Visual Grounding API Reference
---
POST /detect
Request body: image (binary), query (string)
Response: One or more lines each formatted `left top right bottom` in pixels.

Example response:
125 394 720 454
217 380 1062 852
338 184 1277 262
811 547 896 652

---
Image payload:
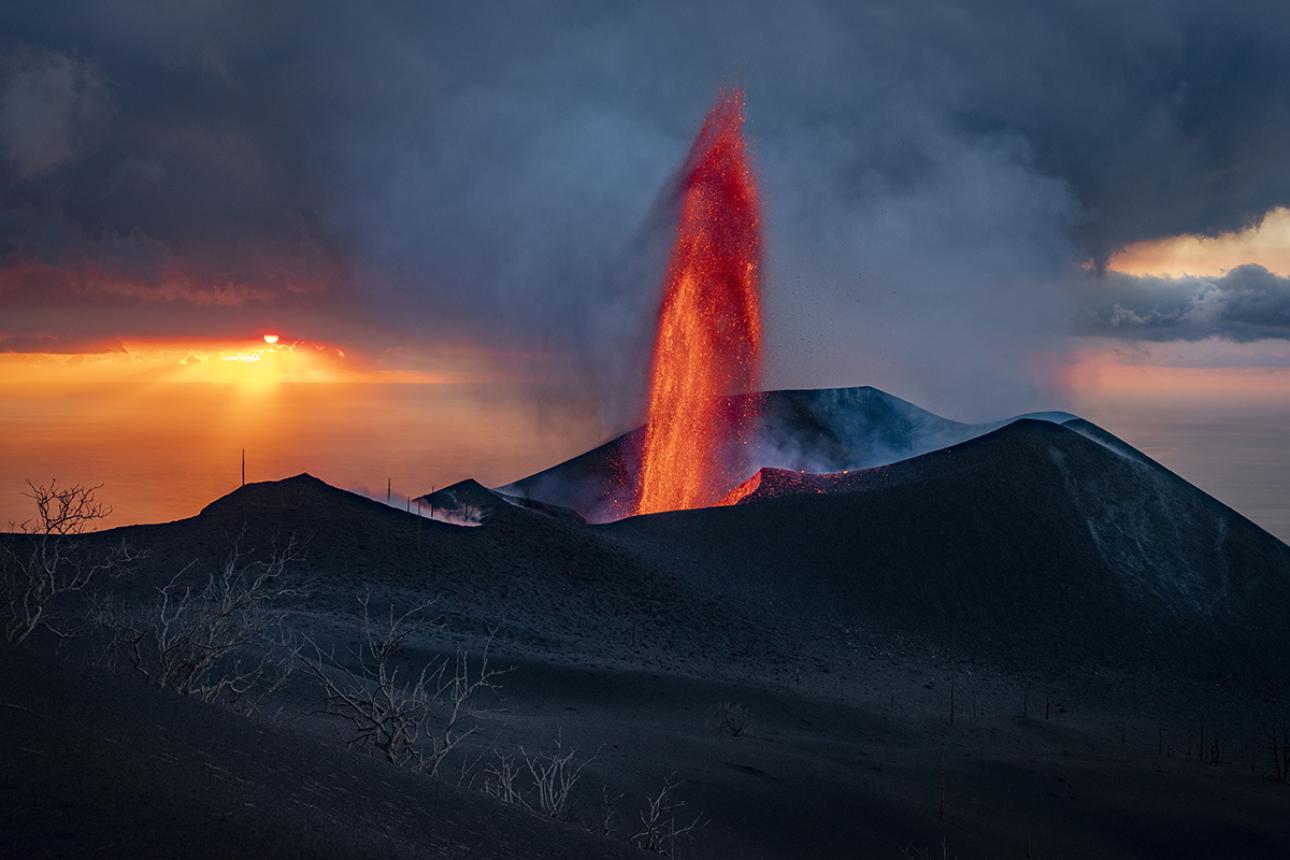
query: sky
2 1 1289 534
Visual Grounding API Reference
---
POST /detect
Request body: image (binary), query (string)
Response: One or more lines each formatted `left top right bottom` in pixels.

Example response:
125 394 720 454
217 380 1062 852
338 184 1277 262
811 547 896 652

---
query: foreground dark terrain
3 388 1289 858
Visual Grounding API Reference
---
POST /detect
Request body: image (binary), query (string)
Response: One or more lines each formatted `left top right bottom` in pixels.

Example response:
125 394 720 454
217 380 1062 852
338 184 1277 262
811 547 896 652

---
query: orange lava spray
635 90 762 515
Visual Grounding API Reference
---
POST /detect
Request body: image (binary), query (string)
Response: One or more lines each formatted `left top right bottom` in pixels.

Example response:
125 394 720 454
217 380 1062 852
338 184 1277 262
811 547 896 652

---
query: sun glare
263 333 280 344
0 338 351 393
0 336 496 395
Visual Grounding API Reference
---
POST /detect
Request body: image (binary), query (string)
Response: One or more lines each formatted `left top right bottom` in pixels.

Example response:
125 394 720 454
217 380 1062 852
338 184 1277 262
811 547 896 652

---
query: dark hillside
0 649 638 859
75 474 773 673
609 420 1290 689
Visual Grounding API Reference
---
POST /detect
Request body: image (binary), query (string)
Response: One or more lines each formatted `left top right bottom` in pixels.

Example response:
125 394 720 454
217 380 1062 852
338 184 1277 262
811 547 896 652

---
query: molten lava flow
636 90 762 515
718 470 764 507
718 468 867 506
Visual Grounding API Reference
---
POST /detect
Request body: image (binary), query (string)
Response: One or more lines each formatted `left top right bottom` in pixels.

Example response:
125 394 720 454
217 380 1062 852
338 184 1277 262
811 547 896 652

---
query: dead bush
521 735 601 819
303 592 509 777
632 772 705 857
2 480 136 644
481 735 601 821
99 529 303 713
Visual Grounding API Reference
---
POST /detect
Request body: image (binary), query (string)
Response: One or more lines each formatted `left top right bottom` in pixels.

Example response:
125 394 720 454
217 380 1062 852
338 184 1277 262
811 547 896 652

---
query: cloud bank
1088 265 1290 342
3 1 1290 421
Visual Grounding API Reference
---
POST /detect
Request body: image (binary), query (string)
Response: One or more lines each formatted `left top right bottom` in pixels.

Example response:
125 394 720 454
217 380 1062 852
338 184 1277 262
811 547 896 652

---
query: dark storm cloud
0 50 110 179
3 1 1290 418
1086 265 1290 342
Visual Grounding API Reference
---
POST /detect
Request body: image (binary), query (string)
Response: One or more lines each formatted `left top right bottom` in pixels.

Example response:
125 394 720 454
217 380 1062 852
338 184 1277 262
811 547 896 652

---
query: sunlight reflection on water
0 382 605 529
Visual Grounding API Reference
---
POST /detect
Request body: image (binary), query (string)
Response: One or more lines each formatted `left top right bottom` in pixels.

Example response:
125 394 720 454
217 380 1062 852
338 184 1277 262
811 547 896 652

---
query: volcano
9 390 1290 858
498 385 1071 522
476 384 1290 680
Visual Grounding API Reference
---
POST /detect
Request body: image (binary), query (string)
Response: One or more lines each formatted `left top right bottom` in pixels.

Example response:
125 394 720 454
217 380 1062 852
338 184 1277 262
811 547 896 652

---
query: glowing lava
635 90 763 515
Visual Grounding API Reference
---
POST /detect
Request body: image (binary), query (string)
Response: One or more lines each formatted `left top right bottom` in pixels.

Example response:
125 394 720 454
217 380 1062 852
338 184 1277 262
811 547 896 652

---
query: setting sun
263 333 280 344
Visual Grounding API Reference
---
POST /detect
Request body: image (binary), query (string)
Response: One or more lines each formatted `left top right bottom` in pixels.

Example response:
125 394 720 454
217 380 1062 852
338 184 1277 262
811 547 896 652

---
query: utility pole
241 448 245 487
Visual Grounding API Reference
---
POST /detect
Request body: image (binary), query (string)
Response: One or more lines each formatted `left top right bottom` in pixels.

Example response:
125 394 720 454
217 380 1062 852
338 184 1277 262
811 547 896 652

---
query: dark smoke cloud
2 1 1290 421
1085 265 1290 342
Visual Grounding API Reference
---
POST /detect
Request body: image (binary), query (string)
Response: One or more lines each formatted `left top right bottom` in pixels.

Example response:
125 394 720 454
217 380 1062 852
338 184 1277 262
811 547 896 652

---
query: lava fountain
635 90 763 515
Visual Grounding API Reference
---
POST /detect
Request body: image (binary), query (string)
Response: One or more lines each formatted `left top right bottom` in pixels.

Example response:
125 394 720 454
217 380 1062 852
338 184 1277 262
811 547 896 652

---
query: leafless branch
596 785 623 839
98 527 304 713
481 749 525 806
632 773 706 857
2 480 137 644
302 593 511 777
480 734 603 824
518 734 602 819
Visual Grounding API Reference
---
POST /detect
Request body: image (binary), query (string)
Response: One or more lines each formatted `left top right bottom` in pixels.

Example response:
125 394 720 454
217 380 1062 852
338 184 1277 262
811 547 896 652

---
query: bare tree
482 749 526 806
101 529 303 712
596 786 623 839
1 480 136 644
519 735 601 819
480 736 603 823
632 773 706 857
303 593 509 777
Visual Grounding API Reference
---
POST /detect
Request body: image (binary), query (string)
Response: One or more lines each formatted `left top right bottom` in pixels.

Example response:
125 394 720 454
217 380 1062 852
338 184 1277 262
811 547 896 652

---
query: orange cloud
1109 207 1290 277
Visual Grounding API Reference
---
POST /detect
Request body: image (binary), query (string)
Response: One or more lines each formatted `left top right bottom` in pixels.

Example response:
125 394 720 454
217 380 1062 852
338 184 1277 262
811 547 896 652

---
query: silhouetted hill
608 419 1290 689
414 479 586 525
93 472 770 673
84 414 1290 692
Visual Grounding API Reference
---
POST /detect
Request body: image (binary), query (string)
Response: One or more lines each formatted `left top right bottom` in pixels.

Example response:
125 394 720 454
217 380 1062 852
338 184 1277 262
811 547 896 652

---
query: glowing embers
635 90 763 515
718 468 872 506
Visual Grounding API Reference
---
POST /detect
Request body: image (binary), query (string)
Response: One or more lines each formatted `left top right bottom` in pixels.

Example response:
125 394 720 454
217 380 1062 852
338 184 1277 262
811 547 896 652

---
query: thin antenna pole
241 448 245 487
387 477 391 504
